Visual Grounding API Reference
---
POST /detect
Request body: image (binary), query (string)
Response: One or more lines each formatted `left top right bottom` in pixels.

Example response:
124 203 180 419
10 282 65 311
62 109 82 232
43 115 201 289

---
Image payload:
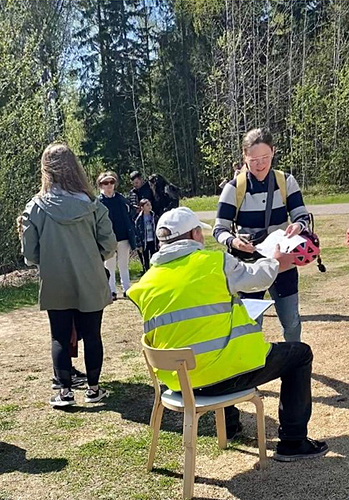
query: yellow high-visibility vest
128 249 271 391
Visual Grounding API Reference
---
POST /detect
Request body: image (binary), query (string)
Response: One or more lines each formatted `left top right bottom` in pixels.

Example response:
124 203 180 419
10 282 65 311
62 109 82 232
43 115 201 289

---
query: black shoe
52 375 86 390
274 438 329 462
50 391 76 407
85 387 109 403
71 367 86 378
123 291 128 299
112 292 117 301
226 422 243 443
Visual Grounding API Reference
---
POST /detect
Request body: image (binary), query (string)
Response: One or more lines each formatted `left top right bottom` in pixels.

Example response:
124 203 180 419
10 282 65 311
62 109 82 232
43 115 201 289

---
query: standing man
129 171 154 213
128 207 328 461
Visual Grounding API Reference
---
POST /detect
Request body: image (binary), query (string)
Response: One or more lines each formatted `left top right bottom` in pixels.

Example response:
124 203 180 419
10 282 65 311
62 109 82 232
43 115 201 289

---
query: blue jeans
240 268 301 343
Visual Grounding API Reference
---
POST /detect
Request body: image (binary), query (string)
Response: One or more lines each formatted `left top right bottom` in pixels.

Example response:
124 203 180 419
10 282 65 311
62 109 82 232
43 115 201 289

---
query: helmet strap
317 254 326 273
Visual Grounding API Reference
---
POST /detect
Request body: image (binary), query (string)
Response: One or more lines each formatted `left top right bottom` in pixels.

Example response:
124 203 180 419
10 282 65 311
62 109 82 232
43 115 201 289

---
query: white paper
255 229 306 258
241 299 275 320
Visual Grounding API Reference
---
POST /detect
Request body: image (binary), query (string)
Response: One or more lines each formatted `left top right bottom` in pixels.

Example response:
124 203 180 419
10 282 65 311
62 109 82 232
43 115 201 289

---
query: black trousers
195 342 312 441
48 309 104 389
143 240 156 271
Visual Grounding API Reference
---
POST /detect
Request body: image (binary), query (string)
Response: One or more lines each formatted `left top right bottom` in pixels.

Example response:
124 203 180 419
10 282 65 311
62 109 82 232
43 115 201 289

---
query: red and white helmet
291 231 320 266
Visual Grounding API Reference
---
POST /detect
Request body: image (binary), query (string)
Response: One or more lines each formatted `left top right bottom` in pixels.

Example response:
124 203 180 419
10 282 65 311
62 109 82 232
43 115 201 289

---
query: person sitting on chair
127 207 328 462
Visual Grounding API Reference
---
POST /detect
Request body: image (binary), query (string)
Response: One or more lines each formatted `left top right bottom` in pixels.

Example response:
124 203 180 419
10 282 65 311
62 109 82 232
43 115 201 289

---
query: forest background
1 0 349 271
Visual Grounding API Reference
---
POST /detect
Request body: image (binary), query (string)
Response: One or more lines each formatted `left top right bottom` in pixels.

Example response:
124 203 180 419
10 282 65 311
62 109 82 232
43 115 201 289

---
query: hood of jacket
34 189 98 225
150 239 204 265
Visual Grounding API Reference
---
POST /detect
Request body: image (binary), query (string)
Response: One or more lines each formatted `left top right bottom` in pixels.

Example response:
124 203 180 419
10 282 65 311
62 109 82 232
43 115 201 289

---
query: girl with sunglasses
97 171 137 299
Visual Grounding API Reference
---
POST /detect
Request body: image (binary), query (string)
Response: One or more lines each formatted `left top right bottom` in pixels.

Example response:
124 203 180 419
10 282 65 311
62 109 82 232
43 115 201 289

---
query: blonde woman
21 143 116 407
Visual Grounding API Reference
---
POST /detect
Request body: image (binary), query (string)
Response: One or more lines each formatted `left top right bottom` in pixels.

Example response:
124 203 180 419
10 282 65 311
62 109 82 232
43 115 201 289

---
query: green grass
0 258 143 314
0 280 39 313
0 404 20 413
180 195 220 211
304 193 349 205
180 191 349 212
0 404 20 432
126 257 143 278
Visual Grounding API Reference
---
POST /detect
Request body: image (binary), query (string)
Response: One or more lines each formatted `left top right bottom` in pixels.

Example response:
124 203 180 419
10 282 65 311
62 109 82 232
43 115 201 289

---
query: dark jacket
129 181 154 209
151 183 180 217
135 211 158 250
99 192 136 250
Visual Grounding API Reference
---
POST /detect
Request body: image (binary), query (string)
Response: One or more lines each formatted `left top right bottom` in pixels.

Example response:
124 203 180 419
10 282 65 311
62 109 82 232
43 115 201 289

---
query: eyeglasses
100 180 116 186
245 154 273 166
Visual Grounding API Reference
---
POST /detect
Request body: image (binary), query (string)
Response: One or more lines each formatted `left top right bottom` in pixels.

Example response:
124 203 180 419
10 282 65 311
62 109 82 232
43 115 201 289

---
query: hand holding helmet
290 230 321 267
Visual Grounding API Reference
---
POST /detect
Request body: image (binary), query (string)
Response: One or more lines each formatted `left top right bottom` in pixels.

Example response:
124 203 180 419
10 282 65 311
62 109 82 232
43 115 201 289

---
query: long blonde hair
40 143 95 199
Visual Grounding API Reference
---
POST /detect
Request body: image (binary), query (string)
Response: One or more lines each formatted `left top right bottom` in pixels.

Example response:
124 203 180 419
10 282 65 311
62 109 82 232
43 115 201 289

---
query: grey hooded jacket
22 190 117 312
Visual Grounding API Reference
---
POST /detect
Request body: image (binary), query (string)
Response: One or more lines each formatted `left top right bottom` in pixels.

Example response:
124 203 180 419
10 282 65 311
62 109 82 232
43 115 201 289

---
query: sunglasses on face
101 180 116 186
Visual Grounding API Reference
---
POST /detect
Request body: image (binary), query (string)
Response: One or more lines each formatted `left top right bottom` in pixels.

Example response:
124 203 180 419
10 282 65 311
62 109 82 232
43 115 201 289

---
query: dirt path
196 202 349 220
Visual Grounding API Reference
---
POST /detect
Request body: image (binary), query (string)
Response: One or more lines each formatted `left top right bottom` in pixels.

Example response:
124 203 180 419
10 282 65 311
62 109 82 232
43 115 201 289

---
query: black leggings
143 241 156 271
48 309 104 389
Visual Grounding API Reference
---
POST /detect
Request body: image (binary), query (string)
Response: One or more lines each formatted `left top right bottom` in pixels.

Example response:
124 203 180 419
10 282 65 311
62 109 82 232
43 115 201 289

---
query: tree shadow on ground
154 435 349 500
261 373 349 408
301 314 349 322
0 442 67 475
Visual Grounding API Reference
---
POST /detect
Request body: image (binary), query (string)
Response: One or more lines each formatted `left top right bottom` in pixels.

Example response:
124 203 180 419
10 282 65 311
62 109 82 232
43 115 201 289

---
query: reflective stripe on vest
143 297 242 333
189 322 261 355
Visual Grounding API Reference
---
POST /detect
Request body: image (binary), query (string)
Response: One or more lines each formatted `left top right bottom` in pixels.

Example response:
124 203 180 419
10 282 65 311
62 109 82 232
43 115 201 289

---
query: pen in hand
239 235 252 245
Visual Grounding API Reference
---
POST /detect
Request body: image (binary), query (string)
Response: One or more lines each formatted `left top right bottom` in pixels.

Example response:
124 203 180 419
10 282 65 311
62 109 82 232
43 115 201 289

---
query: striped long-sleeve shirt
213 170 310 246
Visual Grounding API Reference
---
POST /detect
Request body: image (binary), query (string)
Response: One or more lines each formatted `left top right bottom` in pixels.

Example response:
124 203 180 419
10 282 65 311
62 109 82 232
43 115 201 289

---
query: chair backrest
141 335 196 371
141 334 196 410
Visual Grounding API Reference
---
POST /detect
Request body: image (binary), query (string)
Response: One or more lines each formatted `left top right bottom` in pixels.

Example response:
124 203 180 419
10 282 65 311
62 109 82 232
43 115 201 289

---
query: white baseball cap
156 207 212 241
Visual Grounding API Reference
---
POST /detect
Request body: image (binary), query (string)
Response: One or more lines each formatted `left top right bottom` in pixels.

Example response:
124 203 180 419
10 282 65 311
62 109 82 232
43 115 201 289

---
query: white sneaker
85 387 109 403
50 391 76 407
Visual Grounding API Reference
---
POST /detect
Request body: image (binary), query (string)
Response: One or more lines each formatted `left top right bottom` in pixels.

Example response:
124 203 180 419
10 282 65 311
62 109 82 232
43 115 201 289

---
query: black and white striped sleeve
213 181 237 246
286 174 310 230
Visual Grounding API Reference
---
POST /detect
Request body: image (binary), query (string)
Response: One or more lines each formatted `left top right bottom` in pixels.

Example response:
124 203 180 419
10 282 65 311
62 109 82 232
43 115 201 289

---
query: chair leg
149 396 160 429
147 403 164 472
251 395 267 470
182 411 199 499
215 408 227 449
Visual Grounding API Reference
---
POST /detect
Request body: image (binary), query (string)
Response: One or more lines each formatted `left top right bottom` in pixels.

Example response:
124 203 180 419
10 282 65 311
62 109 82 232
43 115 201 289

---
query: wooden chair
141 335 267 500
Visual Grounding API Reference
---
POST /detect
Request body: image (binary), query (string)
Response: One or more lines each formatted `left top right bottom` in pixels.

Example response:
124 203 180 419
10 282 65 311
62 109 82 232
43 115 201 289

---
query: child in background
135 199 158 271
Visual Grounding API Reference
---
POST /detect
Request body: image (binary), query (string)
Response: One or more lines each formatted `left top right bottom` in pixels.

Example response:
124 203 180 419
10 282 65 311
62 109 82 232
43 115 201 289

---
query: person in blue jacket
97 171 136 299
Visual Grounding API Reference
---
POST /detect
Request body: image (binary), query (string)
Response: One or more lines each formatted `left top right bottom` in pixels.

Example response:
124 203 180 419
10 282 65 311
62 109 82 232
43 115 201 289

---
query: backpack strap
235 170 247 216
274 169 287 205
